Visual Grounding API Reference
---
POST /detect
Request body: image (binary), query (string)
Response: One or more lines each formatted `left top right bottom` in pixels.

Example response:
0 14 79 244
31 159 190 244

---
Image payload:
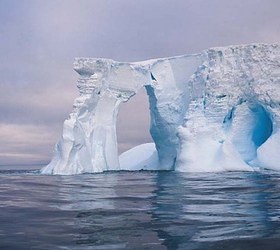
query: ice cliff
41 43 280 175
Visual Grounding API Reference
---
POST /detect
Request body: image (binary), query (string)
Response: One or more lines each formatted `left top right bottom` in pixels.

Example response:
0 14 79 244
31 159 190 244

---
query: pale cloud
0 123 59 165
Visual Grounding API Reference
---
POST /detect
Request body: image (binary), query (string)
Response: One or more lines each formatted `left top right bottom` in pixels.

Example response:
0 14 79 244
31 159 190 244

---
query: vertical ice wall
146 55 202 169
176 44 280 172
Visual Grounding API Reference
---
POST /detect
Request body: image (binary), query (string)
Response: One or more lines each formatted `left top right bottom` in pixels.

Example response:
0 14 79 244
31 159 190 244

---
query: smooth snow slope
119 143 159 171
42 43 280 175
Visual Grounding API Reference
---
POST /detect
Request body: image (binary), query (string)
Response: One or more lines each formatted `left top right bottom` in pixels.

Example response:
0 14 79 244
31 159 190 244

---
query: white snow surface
119 143 159 171
41 43 280 175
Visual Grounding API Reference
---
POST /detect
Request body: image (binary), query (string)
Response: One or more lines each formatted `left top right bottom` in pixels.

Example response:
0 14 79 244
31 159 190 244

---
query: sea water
0 167 280 249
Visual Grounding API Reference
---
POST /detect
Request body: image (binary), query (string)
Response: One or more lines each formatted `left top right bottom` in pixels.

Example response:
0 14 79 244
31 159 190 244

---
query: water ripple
0 170 280 249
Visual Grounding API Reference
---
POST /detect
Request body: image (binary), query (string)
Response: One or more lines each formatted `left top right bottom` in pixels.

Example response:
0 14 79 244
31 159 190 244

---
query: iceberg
41 43 280 175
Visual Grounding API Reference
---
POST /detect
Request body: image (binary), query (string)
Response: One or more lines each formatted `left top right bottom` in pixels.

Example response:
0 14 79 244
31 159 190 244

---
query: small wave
0 169 41 175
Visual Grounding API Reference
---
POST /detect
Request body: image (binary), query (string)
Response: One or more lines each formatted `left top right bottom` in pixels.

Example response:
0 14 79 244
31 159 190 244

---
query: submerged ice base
41 43 280 175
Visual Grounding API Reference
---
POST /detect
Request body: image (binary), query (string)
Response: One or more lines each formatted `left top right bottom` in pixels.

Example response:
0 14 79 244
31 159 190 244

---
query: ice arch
41 43 280 174
251 104 273 148
223 102 273 165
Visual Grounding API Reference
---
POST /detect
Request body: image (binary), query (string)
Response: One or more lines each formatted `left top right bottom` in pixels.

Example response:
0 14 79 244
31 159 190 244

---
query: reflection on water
0 169 280 249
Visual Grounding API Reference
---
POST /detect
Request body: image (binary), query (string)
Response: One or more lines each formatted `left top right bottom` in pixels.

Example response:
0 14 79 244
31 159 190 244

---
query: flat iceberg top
73 43 279 75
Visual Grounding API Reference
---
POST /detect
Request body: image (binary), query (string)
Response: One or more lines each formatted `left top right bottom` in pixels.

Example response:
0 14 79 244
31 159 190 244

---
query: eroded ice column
146 55 202 170
41 59 109 174
42 59 149 174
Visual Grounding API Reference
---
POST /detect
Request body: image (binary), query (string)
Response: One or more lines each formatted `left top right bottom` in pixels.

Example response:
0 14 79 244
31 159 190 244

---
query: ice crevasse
41 43 280 175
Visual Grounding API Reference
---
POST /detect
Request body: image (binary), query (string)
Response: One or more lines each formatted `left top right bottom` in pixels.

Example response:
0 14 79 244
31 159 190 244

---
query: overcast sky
0 0 279 166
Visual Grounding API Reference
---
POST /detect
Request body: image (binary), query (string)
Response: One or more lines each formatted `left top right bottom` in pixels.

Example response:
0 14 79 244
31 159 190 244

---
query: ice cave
41 43 280 175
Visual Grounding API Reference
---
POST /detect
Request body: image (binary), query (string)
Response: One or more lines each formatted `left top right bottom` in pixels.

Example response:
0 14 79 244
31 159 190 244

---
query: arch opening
224 102 273 165
251 104 273 148
117 87 153 155
116 87 157 170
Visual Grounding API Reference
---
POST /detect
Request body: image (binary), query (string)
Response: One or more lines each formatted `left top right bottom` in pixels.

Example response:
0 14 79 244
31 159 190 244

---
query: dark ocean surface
1 166 280 249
